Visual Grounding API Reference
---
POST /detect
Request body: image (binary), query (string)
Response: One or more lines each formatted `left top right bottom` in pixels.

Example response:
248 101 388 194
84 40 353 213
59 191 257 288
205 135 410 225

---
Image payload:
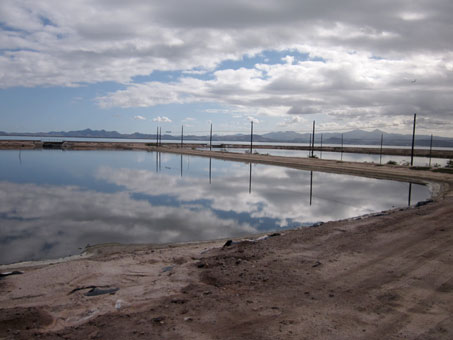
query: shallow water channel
0 150 430 265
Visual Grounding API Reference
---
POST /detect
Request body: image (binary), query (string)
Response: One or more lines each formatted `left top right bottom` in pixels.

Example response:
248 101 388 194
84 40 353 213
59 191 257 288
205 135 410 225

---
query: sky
1 0 453 137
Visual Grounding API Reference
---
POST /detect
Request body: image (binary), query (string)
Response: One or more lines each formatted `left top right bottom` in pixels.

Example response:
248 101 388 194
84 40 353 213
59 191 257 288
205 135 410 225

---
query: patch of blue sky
216 49 323 70
131 49 325 85
309 55 326 63
39 16 56 27
0 22 27 33
131 70 184 83
132 68 215 84
0 82 129 132
0 48 39 57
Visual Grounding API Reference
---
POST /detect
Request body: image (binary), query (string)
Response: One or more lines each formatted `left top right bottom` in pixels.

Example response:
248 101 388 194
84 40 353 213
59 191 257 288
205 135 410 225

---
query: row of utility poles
155 113 422 166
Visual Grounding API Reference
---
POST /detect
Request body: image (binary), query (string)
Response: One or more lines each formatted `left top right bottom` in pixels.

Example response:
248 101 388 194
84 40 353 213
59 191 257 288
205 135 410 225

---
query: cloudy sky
1 0 452 136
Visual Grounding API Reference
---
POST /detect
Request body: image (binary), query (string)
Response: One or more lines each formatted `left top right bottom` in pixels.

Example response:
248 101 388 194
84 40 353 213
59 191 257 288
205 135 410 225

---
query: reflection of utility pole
18 150 22 165
180 154 183 177
408 182 412 206
209 157 212 184
309 171 313 206
249 163 252 194
410 113 416 166
155 151 158 173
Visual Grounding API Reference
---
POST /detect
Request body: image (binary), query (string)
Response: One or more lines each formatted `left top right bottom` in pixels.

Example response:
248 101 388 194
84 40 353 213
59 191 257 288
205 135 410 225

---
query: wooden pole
250 121 253 154
320 134 323 159
429 134 433 167
210 123 213 151
181 125 184 148
311 120 315 157
410 113 416 166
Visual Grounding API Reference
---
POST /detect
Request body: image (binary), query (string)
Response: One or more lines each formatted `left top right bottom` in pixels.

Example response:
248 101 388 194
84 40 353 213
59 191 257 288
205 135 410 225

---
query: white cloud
282 55 294 64
153 116 172 123
1 0 452 89
96 50 453 134
1 1 453 132
278 116 306 127
248 116 260 124
134 115 146 120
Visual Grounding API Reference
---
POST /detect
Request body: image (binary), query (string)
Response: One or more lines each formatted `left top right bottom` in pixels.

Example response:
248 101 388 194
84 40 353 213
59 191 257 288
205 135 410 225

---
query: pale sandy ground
1 148 453 339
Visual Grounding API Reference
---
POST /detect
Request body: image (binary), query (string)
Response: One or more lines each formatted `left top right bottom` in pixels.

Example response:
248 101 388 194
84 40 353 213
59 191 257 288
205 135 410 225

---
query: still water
0 150 430 264
208 147 449 167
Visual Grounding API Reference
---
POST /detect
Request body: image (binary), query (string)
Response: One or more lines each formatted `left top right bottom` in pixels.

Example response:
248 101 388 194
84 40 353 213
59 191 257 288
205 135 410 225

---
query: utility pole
156 126 159 146
410 113 416 166
209 123 213 151
181 125 184 148
250 121 254 154
159 127 162 146
320 134 323 159
341 133 344 161
429 134 433 167
311 120 315 157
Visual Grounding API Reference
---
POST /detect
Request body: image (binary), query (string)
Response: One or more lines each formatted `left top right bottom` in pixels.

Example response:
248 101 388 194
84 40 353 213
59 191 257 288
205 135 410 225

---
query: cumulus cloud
153 116 172 123
134 115 146 120
97 52 453 132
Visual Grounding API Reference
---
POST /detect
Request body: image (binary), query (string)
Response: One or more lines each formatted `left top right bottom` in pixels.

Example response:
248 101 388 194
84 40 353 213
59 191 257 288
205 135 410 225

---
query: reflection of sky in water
212 147 448 167
0 150 430 264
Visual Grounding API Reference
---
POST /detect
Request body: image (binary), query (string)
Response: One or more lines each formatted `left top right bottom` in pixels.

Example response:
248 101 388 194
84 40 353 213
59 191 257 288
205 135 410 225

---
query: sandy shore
1 148 453 339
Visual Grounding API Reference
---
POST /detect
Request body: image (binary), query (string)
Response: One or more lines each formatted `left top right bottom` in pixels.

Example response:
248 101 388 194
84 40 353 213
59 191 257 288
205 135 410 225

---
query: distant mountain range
1 128 453 147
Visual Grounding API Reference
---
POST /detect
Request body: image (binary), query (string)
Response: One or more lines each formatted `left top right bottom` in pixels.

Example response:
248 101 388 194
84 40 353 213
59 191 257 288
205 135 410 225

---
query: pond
205 147 449 167
0 150 430 265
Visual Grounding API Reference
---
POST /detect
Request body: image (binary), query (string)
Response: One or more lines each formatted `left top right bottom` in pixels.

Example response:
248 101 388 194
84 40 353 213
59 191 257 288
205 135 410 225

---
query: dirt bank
1 150 453 339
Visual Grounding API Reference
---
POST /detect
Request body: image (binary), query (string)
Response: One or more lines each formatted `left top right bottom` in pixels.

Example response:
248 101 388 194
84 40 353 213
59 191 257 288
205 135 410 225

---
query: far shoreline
1 138 453 158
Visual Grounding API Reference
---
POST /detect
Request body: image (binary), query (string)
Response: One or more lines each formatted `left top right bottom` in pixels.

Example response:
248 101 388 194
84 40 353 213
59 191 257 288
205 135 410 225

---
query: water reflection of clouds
0 181 255 264
96 164 429 230
0 152 431 264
